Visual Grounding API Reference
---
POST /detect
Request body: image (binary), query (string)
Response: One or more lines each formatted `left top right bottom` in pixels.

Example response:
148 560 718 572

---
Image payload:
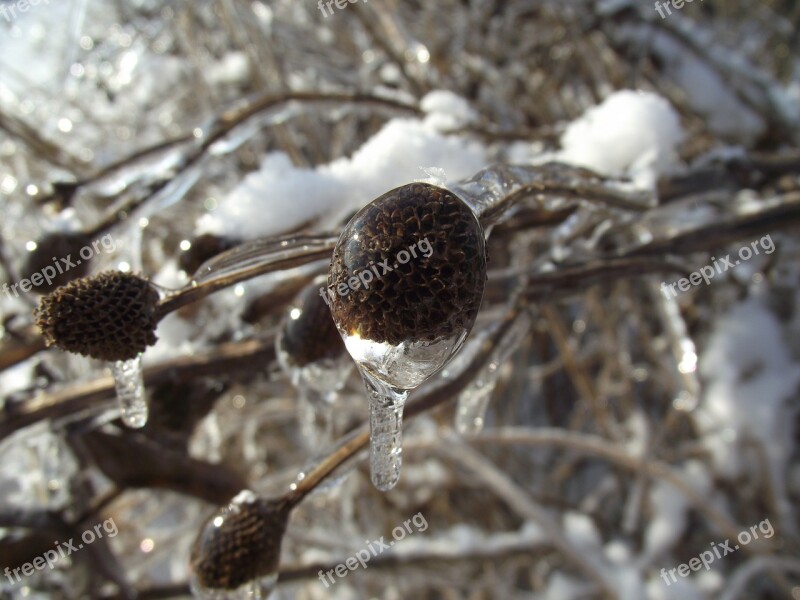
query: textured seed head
20 231 91 293
191 492 290 591
328 183 486 346
34 271 159 362
279 281 345 367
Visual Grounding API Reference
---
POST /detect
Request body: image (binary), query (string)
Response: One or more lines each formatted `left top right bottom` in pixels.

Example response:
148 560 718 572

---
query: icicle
361 370 408 491
455 312 531 434
110 354 148 429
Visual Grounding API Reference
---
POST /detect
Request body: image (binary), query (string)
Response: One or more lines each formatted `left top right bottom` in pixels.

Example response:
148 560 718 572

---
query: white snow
558 90 684 186
641 460 712 565
420 90 479 130
197 99 487 239
613 24 768 144
693 298 800 533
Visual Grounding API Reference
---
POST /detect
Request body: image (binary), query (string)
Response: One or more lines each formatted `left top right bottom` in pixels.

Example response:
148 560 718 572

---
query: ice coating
328 182 487 490
111 355 148 429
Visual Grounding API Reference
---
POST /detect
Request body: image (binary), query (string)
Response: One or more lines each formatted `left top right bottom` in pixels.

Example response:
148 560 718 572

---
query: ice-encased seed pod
277 277 351 450
34 271 159 428
190 491 291 596
328 183 487 490
178 233 240 276
328 182 486 346
20 231 91 293
34 270 159 362
279 278 346 368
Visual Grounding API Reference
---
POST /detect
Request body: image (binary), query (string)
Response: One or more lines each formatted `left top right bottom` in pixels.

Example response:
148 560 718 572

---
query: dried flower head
34 271 159 362
190 492 290 591
280 282 345 367
329 183 486 345
20 231 91 293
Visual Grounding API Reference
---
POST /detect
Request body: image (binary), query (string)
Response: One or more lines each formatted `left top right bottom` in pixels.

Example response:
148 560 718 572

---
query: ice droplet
190 574 277 600
275 276 352 451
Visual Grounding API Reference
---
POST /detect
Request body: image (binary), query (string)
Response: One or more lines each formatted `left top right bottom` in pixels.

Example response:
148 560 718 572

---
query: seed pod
328 183 486 346
190 492 290 592
20 231 91 293
279 280 345 368
179 233 239 276
34 271 159 362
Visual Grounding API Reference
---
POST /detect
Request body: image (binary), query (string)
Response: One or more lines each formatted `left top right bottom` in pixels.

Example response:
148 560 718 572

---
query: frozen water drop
329 183 487 490
190 574 277 600
110 354 148 429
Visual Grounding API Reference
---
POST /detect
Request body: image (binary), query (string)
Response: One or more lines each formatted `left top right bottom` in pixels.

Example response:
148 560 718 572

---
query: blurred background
0 1 799 599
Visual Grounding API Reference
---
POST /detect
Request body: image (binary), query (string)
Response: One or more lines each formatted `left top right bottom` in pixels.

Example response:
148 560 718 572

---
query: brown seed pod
328 183 486 345
34 271 160 362
178 233 240 276
20 231 91 293
190 493 290 591
279 281 345 367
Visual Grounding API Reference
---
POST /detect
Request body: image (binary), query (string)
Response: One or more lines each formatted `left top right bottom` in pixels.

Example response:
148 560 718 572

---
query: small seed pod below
328 182 486 347
34 270 160 362
190 491 291 597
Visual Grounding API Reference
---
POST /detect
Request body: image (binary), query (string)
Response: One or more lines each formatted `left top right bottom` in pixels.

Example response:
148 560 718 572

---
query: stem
447 162 653 227
155 235 337 319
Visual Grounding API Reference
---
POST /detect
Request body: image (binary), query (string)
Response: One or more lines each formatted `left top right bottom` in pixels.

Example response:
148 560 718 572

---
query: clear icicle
362 370 408 491
275 312 351 452
455 311 532 434
110 354 148 429
296 388 336 451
